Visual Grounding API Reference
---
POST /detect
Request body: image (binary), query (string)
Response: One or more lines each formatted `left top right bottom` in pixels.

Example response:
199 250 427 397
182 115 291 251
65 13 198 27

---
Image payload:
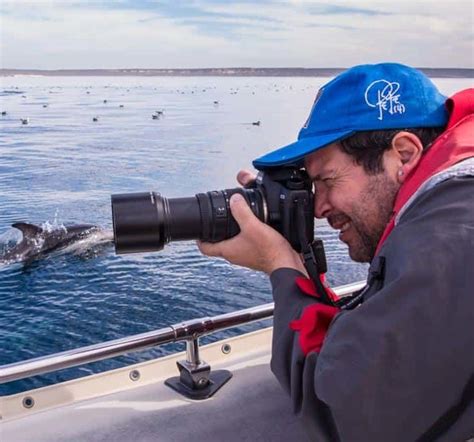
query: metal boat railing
0 281 365 385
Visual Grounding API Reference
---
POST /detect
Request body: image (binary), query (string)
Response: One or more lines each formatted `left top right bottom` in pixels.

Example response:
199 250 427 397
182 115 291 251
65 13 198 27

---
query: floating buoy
92 117 99 122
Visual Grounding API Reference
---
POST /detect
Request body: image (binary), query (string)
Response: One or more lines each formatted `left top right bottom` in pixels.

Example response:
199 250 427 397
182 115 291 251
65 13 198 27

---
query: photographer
198 64 474 440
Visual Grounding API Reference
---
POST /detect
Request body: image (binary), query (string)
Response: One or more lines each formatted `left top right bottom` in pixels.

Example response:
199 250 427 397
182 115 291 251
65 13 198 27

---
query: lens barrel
111 188 266 254
112 192 167 254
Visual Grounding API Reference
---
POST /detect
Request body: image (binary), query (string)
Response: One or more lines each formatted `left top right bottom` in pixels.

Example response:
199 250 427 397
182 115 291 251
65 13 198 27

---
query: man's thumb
229 193 256 227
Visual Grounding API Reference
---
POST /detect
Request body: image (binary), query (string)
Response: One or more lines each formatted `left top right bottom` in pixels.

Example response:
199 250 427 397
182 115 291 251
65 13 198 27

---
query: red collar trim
445 88 474 130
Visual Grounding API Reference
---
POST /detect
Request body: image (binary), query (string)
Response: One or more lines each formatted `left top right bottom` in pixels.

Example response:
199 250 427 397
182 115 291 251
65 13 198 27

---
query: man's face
304 143 400 263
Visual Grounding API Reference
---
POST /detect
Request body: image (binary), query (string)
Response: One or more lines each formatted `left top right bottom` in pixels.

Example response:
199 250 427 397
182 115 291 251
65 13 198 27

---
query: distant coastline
1 67 473 78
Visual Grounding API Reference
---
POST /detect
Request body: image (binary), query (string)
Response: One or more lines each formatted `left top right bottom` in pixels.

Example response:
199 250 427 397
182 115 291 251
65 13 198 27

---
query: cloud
0 0 472 68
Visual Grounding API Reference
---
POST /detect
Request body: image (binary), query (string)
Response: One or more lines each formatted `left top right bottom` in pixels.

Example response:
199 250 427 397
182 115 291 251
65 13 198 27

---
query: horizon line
2 67 473 79
2 66 473 70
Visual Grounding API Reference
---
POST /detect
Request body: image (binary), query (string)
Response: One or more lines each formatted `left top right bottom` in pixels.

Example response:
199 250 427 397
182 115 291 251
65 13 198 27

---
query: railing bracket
165 337 232 399
165 364 232 400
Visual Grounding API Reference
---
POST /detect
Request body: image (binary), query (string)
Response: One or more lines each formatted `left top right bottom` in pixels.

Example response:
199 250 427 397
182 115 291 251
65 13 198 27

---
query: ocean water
0 75 471 395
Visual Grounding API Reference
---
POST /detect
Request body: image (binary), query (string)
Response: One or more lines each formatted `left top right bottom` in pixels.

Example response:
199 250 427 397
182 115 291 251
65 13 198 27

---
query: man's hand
197 170 307 275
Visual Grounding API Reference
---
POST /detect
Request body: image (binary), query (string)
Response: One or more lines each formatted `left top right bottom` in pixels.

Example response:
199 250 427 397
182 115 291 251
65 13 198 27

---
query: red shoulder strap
291 275 341 355
290 303 340 355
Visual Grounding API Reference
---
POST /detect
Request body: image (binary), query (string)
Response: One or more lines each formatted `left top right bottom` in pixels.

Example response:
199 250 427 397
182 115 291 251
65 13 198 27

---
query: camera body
251 168 314 252
111 167 314 254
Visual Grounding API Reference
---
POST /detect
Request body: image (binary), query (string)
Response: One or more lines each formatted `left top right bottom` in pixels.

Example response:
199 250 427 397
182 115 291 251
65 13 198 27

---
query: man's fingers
237 169 256 187
229 193 259 228
197 240 222 257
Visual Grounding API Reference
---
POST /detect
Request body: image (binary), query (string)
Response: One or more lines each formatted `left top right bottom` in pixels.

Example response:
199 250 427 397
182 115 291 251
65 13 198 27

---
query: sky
1 0 473 69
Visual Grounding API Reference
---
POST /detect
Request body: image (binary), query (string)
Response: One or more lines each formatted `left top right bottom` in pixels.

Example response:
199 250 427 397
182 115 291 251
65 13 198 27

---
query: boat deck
1 328 310 441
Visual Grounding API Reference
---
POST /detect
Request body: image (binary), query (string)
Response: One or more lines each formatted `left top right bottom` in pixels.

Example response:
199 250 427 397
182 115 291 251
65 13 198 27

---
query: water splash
41 209 67 233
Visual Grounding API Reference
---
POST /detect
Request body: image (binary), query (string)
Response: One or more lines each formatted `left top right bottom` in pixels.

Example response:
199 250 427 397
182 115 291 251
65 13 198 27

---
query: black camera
111 168 314 254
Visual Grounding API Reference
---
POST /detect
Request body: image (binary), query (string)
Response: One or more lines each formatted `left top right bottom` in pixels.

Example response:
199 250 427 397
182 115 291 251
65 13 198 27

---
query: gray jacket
270 160 474 441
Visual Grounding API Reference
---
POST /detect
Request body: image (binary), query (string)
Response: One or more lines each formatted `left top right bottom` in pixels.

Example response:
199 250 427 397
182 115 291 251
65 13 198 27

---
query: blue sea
0 75 471 395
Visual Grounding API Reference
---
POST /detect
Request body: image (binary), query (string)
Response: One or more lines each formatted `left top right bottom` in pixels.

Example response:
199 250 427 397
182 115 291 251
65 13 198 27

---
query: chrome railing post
185 338 201 366
166 335 231 400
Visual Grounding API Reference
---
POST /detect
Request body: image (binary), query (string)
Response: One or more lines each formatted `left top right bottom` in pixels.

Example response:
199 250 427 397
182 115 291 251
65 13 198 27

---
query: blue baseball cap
253 63 448 169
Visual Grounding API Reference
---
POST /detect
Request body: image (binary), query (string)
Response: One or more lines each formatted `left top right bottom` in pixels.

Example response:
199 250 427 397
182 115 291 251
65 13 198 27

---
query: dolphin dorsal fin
12 222 43 238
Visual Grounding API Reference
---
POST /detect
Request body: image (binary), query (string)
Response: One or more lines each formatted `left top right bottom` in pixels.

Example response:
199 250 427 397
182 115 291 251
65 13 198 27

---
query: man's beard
348 173 399 263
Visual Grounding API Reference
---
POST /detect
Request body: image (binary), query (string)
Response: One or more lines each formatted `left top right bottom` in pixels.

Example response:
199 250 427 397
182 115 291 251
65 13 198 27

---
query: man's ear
391 131 424 183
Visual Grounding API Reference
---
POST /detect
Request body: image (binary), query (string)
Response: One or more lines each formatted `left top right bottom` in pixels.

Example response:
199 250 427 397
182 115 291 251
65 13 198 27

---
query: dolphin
0 222 103 263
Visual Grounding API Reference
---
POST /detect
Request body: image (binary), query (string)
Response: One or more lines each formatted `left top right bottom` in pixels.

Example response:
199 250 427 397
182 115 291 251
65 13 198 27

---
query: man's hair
339 127 445 175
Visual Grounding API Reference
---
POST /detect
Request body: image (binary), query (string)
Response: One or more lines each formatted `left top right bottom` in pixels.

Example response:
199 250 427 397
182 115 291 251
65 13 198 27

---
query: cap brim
253 129 355 169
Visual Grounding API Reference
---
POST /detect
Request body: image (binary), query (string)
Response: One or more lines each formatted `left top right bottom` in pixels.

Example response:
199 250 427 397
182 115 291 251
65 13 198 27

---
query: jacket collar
395 157 474 226
375 88 474 256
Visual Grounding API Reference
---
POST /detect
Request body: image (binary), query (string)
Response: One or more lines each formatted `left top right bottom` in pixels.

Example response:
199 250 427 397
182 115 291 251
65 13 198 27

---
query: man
199 63 474 441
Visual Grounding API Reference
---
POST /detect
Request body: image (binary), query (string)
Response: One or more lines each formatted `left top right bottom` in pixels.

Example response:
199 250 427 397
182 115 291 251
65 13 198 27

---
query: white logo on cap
364 80 406 121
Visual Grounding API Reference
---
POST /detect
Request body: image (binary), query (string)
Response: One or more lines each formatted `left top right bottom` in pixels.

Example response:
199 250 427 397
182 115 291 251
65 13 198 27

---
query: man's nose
314 192 332 219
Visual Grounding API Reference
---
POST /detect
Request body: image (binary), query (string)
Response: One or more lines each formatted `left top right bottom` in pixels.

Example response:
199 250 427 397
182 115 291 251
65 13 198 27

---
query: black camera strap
301 240 336 306
295 200 336 307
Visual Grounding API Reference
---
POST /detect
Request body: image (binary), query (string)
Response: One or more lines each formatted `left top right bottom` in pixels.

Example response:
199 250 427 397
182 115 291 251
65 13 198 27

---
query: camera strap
301 240 337 306
295 201 336 307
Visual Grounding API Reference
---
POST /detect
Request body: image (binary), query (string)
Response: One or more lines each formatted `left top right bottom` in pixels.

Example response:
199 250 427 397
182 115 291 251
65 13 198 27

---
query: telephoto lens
112 167 314 255
111 188 266 254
